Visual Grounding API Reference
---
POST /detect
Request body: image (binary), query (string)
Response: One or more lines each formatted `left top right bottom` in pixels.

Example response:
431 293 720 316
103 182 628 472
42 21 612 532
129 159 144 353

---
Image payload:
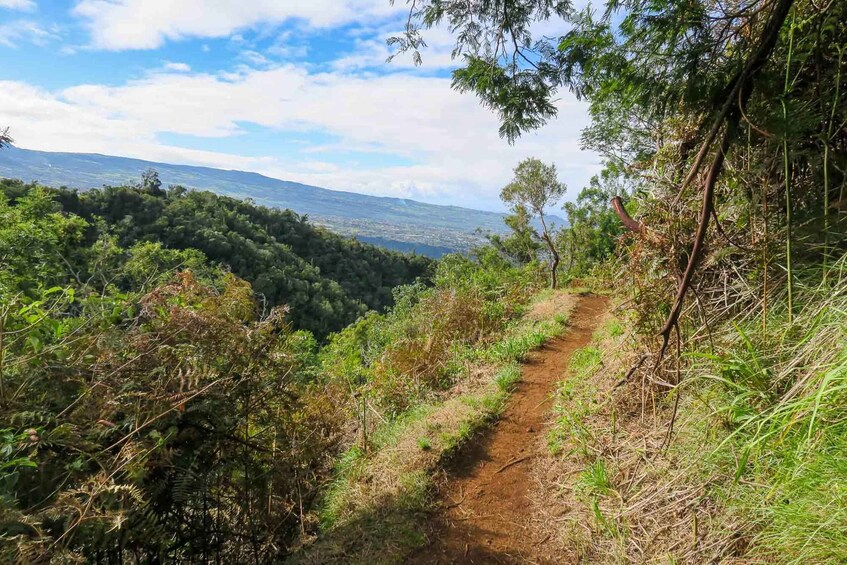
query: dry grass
525 290 578 323
529 308 747 564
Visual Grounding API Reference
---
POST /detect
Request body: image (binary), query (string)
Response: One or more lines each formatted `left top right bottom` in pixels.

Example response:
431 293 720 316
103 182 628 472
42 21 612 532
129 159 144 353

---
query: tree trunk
549 243 560 289
538 213 559 289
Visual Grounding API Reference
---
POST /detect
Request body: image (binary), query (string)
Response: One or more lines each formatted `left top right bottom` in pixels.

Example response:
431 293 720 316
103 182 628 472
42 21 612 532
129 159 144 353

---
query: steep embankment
413 296 607 564
291 290 597 564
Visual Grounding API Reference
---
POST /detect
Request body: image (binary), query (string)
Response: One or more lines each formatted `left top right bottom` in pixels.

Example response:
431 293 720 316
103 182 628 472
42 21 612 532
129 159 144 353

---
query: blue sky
0 0 598 211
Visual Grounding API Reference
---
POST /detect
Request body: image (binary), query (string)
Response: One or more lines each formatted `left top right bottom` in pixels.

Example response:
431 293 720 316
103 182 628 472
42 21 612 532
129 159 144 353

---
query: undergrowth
542 255 847 563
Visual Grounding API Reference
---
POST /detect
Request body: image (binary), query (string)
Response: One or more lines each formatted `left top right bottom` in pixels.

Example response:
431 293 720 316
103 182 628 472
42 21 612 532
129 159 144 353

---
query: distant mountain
0 146 566 257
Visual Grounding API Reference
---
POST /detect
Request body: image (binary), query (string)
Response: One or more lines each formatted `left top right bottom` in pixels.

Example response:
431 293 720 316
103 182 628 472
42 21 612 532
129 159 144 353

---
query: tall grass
695 252 847 562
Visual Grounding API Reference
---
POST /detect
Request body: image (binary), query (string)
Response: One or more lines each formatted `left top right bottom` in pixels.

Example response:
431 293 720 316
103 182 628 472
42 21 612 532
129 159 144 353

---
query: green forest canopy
1 177 433 338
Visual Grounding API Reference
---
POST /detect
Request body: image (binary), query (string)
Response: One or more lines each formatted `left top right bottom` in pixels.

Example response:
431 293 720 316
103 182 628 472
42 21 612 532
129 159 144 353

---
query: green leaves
453 57 560 143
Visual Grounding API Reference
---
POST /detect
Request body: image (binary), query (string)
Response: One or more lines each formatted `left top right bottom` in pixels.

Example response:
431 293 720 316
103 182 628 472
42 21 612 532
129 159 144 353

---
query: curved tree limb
657 124 733 363
611 196 644 233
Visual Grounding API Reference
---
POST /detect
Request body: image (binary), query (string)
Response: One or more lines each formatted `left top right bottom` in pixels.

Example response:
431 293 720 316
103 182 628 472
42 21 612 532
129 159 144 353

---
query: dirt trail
413 294 608 564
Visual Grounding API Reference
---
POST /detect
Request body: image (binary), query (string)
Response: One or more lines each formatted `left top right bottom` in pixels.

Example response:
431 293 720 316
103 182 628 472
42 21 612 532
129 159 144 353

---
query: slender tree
501 158 566 288
0 128 12 149
489 203 543 265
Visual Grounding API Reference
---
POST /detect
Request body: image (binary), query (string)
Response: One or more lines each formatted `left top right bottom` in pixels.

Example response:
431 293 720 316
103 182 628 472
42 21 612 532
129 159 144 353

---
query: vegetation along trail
415 294 608 564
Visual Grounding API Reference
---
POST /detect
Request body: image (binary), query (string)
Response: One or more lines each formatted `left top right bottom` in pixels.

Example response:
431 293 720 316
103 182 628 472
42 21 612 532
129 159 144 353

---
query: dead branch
656 0 795 364
496 455 532 473
615 354 650 389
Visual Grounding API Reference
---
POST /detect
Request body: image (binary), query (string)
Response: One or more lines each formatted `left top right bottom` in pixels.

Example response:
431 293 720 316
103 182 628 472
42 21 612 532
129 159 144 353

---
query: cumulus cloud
0 63 598 208
73 0 403 50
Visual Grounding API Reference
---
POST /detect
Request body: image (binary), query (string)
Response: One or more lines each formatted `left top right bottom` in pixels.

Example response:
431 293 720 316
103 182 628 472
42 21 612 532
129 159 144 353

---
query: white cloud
163 61 191 72
0 19 57 47
0 63 598 208
72 0 403 50
0 0 36 11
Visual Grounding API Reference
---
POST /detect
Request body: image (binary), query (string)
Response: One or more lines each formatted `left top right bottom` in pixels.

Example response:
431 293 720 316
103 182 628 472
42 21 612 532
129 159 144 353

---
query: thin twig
496 455 532 473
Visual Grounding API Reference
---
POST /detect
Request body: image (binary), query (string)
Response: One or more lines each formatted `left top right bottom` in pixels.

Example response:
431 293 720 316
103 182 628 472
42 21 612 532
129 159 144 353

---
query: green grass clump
485 315 569 364
439 420 475 451
575 459 614 497
494 362 522 391
397 470 433 512
319 446 367 528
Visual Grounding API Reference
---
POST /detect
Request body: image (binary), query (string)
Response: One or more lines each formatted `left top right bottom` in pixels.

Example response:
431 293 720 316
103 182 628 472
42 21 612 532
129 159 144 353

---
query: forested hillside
1 177 432 337
0 174 549 560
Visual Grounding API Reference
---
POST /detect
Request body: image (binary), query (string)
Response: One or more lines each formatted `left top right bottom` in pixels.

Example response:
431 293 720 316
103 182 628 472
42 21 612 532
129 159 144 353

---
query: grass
547 346 603 457
694 269 847 563
494 362 521 392
485 315 570 364
575 459 614 497
537 256 847 563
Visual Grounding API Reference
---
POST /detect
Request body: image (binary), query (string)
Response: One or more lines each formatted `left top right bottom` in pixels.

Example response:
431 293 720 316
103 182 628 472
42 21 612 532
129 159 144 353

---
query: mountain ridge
0 146 567 256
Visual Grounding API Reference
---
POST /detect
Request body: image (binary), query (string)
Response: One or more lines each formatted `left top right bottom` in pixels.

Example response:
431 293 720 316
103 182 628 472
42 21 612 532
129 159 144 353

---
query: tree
391 0 846 359
0 127 12 149
557 167 630 276
140 168 165 196
6 178 432 339
488 203 543 265
501 158 566 288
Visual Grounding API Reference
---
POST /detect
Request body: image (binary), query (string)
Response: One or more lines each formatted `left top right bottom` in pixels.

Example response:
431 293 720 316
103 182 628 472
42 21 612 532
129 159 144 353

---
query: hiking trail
412 294 608 564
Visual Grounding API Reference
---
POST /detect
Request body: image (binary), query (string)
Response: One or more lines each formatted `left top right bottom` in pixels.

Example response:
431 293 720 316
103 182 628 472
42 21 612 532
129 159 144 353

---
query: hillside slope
0 146 566 255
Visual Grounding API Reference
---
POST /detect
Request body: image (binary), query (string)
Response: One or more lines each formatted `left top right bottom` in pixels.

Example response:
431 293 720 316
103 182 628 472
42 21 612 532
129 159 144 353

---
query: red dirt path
412 294 608 564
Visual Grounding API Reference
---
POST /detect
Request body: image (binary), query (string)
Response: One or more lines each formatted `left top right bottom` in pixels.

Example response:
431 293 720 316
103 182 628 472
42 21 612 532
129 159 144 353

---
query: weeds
494 362 522 391
548 346 603 457
540 255 847 563
690 256 847 562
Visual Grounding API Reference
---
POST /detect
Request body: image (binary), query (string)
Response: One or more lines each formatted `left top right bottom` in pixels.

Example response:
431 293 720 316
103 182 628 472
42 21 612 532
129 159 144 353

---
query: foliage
500 158 567 288
500 158 567 220
0 128 11 149
319 248 543 418
487 203 543 265
396 0 847 327
557 165 630 278
0 187 346 561
695 260 847 562
2 178 433 338
397 0 847 561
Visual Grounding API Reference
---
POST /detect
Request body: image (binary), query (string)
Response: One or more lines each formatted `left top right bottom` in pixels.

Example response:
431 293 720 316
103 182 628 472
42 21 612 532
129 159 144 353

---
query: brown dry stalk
495 455 532 473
